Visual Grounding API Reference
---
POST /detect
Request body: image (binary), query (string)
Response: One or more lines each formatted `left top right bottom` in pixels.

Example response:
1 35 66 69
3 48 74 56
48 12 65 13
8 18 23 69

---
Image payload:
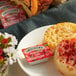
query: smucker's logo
2 8 19 17
0 5 12 10
24 46 44 53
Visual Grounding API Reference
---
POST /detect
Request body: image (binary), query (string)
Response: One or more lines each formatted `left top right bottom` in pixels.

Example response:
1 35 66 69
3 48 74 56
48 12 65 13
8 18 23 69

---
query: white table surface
9 62 29 76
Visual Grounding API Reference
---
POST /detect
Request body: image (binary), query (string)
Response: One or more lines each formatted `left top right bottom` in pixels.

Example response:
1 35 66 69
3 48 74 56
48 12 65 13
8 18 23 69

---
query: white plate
17 25 62 76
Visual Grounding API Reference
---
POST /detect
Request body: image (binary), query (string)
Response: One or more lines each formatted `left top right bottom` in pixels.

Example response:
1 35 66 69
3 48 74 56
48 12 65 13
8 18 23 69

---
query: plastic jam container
22 43 53 65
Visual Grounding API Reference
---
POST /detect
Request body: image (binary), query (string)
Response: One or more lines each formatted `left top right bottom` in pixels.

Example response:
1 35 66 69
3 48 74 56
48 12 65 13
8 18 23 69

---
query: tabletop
9 62 28 76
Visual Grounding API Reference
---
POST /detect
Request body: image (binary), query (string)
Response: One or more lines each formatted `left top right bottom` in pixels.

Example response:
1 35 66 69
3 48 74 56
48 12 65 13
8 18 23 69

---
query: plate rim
17 25 52 75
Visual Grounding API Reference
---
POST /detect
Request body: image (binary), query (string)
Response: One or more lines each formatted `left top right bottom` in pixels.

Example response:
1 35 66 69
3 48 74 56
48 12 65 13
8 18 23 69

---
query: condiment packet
0 0 13 28
0 6 26 28
19 43 53 65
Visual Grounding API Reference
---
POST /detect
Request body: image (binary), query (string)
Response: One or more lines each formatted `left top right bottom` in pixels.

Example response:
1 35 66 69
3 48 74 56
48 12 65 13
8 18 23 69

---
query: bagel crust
54 39 76 76
44 22 76 52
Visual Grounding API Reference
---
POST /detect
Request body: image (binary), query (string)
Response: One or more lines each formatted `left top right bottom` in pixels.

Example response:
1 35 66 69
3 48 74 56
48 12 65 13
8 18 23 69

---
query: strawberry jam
58 38 76 66
22 43 53 65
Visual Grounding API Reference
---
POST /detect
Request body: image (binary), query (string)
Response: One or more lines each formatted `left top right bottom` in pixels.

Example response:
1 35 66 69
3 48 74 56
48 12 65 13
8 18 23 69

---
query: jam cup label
22 44 53 62
0 7 26 28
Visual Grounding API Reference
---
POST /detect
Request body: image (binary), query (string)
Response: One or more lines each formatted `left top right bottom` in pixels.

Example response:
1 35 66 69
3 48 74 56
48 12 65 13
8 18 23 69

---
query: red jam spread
22 43 53 63
58 38 76 66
